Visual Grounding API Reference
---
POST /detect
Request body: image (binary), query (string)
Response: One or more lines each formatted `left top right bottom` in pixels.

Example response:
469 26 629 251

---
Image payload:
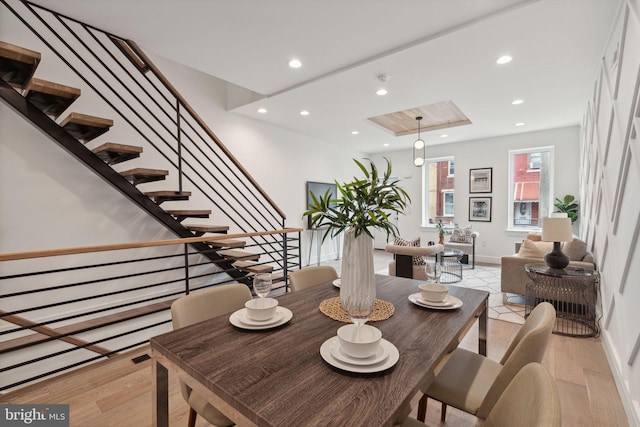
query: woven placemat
319 297 395 323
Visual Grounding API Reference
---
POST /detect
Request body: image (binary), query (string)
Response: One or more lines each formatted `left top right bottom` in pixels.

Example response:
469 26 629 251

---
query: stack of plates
320 337 399 373
229 307 293 330
408 293 463 310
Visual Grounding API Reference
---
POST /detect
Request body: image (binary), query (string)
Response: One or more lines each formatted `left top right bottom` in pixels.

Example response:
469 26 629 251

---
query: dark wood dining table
150 274 488 427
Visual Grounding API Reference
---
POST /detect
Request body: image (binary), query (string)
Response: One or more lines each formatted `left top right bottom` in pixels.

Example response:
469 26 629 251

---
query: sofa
500 235 595 302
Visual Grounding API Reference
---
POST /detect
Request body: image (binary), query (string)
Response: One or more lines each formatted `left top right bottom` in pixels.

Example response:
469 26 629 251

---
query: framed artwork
469 168 493 193
469 197 492 222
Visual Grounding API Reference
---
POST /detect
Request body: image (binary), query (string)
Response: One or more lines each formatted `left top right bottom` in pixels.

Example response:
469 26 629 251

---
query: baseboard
601 329 640 426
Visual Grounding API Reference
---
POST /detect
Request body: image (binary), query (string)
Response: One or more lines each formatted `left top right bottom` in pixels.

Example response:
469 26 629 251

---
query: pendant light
413 116 425 167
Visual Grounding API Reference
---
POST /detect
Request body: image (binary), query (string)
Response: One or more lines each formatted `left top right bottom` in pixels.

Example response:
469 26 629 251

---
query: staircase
0 0 302 392
0 39 276 279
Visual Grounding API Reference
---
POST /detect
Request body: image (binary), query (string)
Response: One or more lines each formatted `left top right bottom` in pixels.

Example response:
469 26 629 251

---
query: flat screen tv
306 181 338 229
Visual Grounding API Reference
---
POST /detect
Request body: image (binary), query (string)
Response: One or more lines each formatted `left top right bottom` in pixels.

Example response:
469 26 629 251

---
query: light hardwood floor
1 252 630 426
1 318 628 426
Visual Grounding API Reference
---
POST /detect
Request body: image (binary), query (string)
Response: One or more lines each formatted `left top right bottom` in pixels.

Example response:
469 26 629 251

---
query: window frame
507 146 555 232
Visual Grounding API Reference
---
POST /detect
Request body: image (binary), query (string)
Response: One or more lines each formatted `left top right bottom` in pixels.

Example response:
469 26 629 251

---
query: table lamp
541 214 573 269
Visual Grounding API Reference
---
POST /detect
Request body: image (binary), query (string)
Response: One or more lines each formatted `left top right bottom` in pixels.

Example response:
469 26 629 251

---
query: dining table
150 274 489 427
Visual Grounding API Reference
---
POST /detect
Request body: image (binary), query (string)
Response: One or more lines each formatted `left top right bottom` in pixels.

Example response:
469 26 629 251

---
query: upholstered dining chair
394 362 561 427
289 265 338 292
171 283 252 427
417 302 556 423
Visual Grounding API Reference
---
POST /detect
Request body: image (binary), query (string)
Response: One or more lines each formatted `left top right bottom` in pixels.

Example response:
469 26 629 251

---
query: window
443 191 454 217
508 147 554 230
422 156 455 225
528 152 542 170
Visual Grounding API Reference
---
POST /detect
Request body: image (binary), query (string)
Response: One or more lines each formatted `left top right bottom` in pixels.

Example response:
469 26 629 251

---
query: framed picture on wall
469 197 492 222
469 168 492 193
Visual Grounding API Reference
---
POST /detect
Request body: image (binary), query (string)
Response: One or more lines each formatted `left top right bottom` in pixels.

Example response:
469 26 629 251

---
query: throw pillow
563 238 587 261
518 239 554 258
393 236 426 265
525 233 542 241
449 224 473 243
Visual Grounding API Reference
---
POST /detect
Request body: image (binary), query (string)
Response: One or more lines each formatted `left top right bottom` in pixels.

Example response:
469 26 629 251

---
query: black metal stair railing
0 229 301 392
0 0 299 280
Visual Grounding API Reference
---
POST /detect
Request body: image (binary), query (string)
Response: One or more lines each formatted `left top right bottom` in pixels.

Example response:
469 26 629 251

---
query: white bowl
244 298 278 321
337 324 382 359
419 282 448 303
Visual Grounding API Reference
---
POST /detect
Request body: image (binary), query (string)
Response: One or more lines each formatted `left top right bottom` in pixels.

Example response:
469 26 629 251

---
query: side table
430 249 464 284
524 263 599 337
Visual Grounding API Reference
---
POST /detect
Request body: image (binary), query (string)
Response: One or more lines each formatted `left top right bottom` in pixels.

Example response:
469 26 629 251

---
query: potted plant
435 220 446 244
554 195 579 224
303 158 410 325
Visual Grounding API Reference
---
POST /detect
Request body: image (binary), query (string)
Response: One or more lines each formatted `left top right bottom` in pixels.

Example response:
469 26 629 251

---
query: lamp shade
541 217 572 242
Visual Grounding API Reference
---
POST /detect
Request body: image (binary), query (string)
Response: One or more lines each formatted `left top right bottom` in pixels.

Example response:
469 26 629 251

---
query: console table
524 263 599 337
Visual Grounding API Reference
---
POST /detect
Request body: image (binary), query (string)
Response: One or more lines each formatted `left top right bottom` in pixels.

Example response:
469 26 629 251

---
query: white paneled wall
581 0 640 424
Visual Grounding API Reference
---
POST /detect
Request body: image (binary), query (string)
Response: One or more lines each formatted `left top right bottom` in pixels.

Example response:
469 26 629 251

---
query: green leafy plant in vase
303 158 410 325
435 221 446 244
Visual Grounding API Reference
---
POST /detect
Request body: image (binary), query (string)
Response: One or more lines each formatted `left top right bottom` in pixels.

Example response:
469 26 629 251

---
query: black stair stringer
0 78 250 284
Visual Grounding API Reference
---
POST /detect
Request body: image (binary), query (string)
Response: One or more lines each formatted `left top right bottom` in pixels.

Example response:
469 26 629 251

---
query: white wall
369 126 581 264
581 0 640 424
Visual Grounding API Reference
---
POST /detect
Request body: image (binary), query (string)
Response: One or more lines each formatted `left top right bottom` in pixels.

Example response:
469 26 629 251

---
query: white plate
332 278 341 288
238 308 285 326
330 340 389 366
320 337 399 373
417 295 454 307
230 307 293 330
408 293 463 310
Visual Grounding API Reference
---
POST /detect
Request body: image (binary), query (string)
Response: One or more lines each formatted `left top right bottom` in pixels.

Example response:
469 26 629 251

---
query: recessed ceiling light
496 55 513 65
257 108 267 114
300 110 310 116
515 122 525 126
351 131 359 135
440 134 448 138
376 88 388 96
383 143 390 147
512 99 524 105
288 58 302 68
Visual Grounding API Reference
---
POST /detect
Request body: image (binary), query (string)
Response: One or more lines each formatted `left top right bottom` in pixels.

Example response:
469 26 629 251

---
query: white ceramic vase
340 228 376 326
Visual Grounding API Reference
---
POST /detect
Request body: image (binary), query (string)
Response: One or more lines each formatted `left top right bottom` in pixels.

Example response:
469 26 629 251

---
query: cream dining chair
171 283 252 427
417 301 556 423
395 362 561 427
289 265 338 292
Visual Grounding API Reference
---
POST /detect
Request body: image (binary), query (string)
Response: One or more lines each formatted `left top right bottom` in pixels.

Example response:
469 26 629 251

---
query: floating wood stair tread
120 168 168 185
144 190 191 204
166 209 211 216
0 40 41 89
218 249 260 261
186 224 229 235
60 112 113 142
206 239 246 248
93 142 142 165
166 210 211 222
24 78 81 118
234 260 273 273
